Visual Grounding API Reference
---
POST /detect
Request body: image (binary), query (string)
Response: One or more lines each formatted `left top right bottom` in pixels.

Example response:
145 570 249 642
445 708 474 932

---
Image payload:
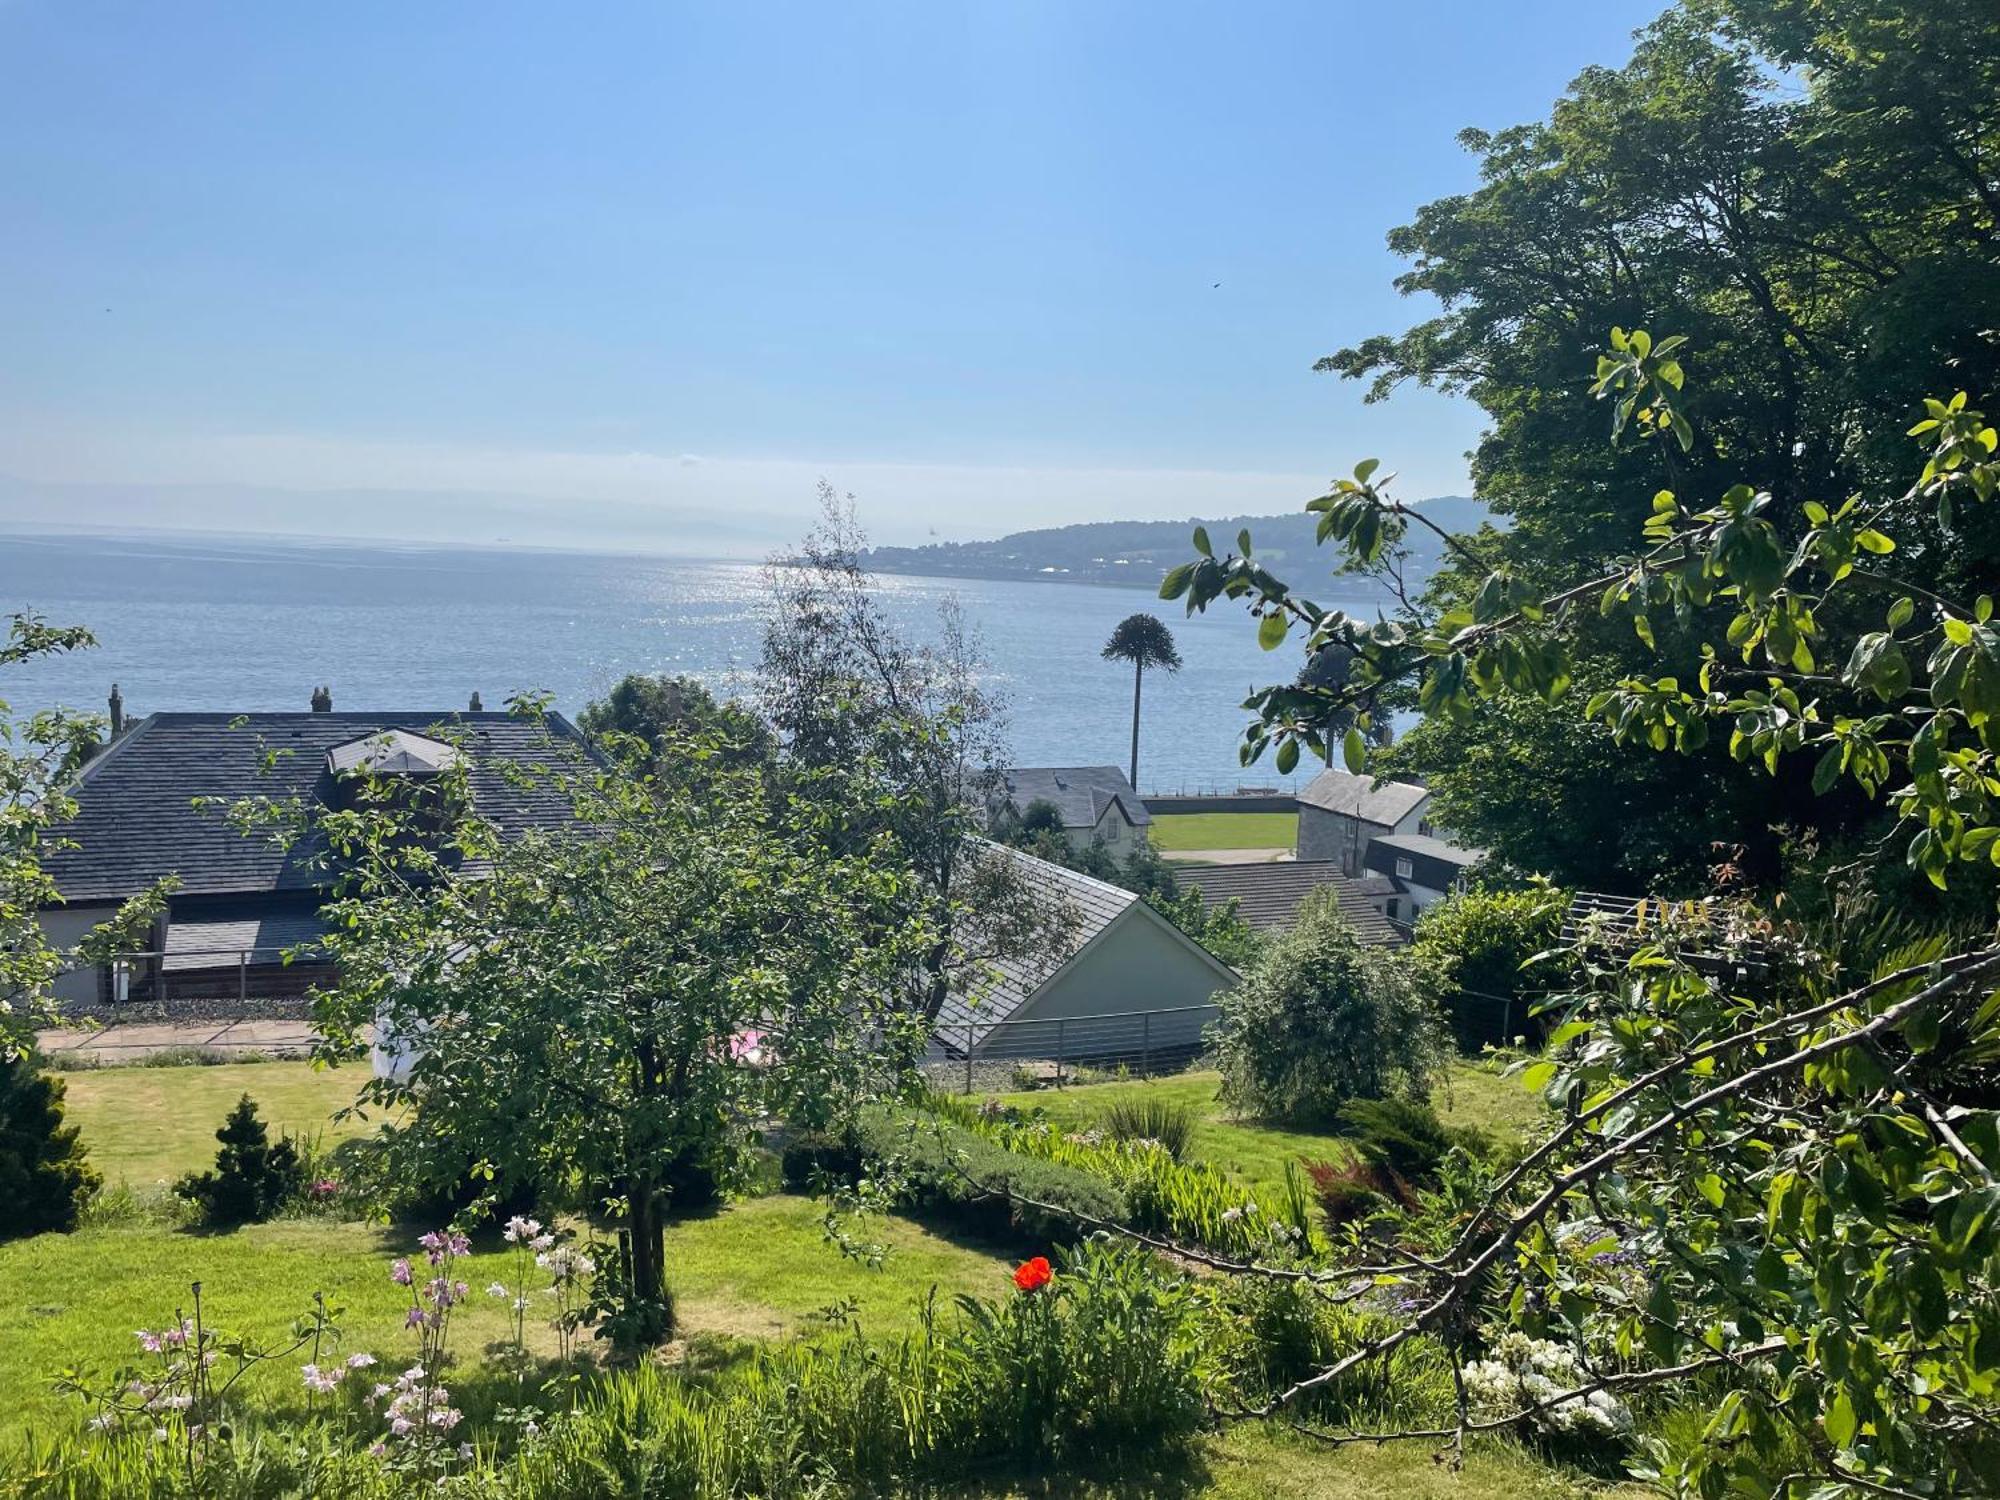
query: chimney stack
108 683 124 738
311 685 332 712
469 691 483 712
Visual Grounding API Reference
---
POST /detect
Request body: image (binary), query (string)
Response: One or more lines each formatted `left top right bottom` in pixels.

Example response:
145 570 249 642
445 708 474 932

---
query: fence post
963 1019 974 1095
238 950 248 1008
1141 1011 1151 1077
1056 1018 1067 1088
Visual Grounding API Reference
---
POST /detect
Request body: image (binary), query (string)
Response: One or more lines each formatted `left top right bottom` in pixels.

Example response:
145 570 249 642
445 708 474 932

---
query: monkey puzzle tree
1101 612 1182 790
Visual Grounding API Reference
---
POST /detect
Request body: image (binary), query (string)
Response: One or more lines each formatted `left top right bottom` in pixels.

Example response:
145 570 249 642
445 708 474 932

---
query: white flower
346 1352 377 1370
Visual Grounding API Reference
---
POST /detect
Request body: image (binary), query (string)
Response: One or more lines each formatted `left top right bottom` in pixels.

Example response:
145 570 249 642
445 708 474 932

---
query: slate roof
46 712 595 903
1179 861 1404 945
1297 768 1429 828
932 844 1141 1051
160 906 332 972
998 766 1151 830
1365 831 1487 891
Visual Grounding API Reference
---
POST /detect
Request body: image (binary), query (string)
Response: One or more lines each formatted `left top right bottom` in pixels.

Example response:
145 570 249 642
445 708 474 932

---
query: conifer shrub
0 1052 101 1239
174 1094 306 1226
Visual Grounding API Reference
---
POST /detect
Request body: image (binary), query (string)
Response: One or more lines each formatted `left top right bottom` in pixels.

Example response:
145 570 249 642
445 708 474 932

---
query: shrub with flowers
370 1230 471 1476
1462 1331 1635 1443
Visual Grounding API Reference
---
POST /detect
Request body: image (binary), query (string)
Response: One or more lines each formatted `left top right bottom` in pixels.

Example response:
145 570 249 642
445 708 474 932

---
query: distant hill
865 495 1492 594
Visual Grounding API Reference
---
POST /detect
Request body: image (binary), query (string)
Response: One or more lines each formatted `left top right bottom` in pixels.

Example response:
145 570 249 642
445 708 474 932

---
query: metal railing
935 1002 1222 1093
84 945 330 1011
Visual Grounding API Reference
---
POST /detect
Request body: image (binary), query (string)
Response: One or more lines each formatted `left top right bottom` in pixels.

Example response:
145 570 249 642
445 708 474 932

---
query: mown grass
0 1196 1010 1434
60 1060 373 1186
1148 812 1297 852
985 1063 1549 1202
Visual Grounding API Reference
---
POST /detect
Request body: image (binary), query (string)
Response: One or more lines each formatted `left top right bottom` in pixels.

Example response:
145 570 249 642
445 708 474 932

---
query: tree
1209 889 1448 1124
1312 0 2000 888
578 673 771 773
1 612 175 1056
1400 883 1574 1022
300 710 933 1344
1162 325 2000 1493
761 488 1075 1044
0 1052 99 1238
174 1094 305 1226
1101 613 1182 790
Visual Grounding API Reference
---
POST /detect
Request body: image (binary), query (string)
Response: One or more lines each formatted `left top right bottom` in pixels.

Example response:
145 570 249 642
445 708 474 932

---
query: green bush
0 1053 100 1239
1210 887 1450 1125
851 1107 1128 1242
173 1094 306 1226
1099 1096 1196 1160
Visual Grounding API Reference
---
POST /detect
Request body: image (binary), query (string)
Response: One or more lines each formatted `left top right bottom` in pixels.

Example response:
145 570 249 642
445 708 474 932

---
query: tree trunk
626 1168 672 1337
1128 661 1143 790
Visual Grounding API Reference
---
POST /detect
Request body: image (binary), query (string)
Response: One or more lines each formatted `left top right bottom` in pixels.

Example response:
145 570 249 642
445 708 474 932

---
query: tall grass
1100 1097 1196 1160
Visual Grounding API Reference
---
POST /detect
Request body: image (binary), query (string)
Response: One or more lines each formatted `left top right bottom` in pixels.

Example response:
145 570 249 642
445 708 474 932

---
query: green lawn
0 1197 1010 1434
60 1059 374 1186
1149 812 1297 852
11 1058 1623 1498
985 1064 1550 1202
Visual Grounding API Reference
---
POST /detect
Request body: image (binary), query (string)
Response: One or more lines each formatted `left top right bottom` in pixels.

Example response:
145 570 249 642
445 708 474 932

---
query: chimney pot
310 685 333 712
469 691 483 712
108 683 124 738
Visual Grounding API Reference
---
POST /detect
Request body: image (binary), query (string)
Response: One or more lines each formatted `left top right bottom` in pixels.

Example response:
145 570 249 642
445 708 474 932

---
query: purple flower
390 1258 413 1286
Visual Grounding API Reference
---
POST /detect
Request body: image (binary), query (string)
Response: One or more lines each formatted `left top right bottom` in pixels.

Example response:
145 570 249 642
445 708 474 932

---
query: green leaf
1340 726 1366 774
1274 737 1300 775
1887 596 1914 630
1825 1389 1858 1448
1192 526 1212 558
1257 611 1288 650
1354 458 1380 483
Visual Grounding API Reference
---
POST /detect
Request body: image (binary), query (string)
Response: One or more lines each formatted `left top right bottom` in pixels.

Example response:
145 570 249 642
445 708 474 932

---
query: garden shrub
1334 1096 1491 1183
850 1107 1128 1243
0 1053 100 1239
1401 883 1573 1045
1210 888 1449 1125
1099 1096 1196 1160
1302 1156 1412 1230
173 1094 305 1226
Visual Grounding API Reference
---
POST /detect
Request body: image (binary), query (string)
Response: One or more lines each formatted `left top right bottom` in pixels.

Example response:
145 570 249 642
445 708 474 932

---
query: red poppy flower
1013 1256 1053 1292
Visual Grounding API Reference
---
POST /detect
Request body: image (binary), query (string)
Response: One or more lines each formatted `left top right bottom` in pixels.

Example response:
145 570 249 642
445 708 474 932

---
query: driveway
35 1018 323 1063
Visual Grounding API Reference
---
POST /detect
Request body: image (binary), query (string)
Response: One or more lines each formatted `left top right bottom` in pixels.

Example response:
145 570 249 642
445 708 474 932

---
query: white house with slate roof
993 765 1151 855
39 705 595 1013
1296 767 1434 874
931 844 1238 1064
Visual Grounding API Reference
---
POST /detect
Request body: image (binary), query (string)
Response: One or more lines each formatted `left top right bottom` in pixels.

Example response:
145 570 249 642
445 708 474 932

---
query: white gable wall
977 906 1235 1058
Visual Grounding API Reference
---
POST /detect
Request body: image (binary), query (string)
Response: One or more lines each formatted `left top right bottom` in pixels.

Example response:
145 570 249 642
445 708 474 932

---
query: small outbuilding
931 845 1237 1068
993 765 1151 856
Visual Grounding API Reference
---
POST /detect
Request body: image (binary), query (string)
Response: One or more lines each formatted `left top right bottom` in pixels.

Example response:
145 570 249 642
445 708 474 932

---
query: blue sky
0 2 1655 552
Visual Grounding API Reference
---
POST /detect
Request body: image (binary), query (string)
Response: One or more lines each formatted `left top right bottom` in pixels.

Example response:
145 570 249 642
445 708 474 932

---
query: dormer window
323 730 466 820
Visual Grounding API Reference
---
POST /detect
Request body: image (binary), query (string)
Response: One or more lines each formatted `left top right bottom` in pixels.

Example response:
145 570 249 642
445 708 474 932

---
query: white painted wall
38 905 118 1011
984 908 1236 1057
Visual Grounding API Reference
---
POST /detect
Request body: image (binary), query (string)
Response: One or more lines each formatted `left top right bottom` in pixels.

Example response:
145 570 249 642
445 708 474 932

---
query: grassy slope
984 1064 1549 1200
60 1060 372 1186
0 1198 1010 1433
18 1060 1626 1497
1148 812 1297 852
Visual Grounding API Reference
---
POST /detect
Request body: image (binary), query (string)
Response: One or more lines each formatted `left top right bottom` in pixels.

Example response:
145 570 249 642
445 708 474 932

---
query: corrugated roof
1297 768 1429 828
1180 861 1404 945
998 765 1151 829
47 711 594 902
932 843 1139 1051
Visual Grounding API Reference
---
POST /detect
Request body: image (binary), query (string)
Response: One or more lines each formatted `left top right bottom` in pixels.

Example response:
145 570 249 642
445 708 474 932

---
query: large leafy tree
1161 328 2000 1494
297 716 930 1342
1322 0 2000 889
761 489 1074 1040
1101 613 1182 790
577 672 772 773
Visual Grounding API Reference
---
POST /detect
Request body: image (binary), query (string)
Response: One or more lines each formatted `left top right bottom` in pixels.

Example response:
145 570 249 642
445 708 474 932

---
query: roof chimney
469 691 483 712
108 683 124 738
311 685 333 712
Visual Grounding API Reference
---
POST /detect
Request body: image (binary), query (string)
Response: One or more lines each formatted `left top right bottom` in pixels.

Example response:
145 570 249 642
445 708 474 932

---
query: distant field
1150 811 1297 851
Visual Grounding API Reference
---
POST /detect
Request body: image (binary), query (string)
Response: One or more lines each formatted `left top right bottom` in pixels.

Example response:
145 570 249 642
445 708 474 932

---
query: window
1385 899 1399 920
1395 857 1415 880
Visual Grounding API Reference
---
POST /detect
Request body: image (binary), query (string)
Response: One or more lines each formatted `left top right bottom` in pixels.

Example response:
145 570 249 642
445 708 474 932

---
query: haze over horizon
2 2 1653 553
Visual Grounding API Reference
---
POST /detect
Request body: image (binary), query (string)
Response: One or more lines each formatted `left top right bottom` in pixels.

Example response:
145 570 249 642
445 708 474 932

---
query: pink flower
346 1352 377 1370
135 1330 163 1353
390 1258 413 1286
